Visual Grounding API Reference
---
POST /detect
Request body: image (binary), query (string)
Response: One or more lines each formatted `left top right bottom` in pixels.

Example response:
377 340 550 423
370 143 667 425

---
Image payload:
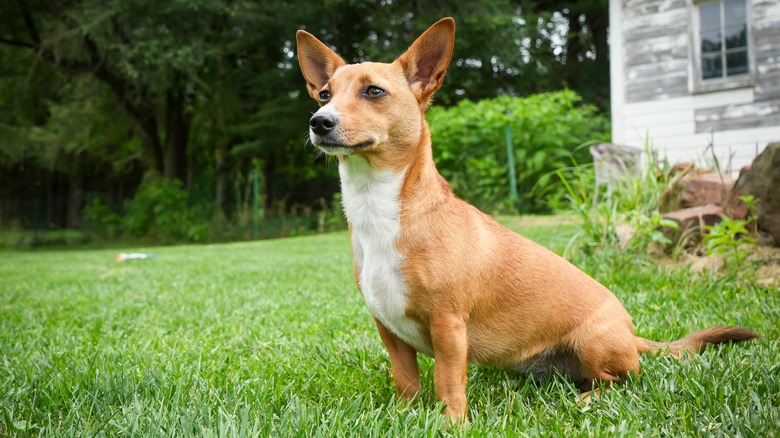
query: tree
0 0 611 233
1 0 260 182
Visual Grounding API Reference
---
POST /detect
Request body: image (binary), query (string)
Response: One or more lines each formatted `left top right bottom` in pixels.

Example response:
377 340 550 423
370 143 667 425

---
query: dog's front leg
430 313 469 424
374 318 421 401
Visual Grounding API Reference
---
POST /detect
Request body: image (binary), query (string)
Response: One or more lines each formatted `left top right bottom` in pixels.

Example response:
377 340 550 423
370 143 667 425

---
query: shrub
121 179 207 243
427 90 609 213
81 178 347 245
84 198 122 237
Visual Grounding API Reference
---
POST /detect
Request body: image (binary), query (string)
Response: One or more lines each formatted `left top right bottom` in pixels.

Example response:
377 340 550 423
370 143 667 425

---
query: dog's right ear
296 30 346 101
397 17 455 107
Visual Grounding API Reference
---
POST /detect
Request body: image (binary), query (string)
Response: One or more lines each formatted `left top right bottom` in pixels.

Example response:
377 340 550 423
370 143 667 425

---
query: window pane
700 2 721 30
726 50 748 76
702 53 723 79
724 0 746 25
725 24 747 49
701 29 722 53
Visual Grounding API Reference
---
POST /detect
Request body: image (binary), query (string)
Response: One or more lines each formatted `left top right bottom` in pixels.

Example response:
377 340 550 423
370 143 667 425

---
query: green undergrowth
1 219 777 436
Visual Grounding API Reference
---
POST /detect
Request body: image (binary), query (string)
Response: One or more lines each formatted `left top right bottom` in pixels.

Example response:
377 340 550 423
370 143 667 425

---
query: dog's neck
338 121 449 224
338 155 406 229
400 122 452 214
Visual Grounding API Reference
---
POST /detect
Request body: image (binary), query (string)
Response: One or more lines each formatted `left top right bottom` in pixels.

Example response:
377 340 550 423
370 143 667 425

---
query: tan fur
296 18 758 423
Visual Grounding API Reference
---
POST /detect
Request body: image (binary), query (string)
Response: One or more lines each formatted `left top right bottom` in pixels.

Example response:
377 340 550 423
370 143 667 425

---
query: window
699 0 748 79
692 0 751 91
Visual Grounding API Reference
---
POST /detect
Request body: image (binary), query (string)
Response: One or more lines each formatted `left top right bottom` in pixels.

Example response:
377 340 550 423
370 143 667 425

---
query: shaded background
0 0 609 242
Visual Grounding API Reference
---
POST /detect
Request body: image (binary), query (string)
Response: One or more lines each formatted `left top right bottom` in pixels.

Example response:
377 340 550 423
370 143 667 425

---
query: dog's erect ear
397 17 455 106
297 30 346 101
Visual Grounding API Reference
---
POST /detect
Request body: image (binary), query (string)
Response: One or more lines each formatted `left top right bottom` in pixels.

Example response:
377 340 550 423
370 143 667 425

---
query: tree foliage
0 0 610 235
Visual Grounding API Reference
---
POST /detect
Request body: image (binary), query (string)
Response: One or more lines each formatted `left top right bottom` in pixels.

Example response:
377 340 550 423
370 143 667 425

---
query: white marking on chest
340 156 432 356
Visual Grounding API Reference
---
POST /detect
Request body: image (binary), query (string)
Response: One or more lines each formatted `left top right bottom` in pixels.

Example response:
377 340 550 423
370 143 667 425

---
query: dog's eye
363 86 386 98
318 90 331 103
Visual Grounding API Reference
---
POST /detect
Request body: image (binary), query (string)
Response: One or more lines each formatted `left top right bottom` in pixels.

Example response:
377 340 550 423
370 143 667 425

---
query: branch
83 34 103 67
7 1 151 134
0 37 35 49
36 48 95 73
16 0 41 45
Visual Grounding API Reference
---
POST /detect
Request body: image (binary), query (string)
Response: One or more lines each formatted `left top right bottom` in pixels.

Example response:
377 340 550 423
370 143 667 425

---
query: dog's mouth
314 139 375 155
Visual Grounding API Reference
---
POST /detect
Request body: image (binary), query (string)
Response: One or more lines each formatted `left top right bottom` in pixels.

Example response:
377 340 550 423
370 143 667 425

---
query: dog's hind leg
574 334 639 403
568 307 642 398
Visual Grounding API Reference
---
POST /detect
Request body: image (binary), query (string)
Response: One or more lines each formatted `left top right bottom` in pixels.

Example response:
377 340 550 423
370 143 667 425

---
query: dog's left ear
297 30 346 101
397 17 455 107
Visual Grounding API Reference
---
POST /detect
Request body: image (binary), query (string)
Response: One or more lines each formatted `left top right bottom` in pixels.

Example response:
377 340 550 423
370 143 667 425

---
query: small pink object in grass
116 253 157 262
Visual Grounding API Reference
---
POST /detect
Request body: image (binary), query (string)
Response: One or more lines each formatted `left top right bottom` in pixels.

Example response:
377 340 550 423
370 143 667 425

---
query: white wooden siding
611 0 780 175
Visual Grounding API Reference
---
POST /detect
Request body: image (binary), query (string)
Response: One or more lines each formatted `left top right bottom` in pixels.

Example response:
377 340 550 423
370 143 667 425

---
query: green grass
1 217 778 436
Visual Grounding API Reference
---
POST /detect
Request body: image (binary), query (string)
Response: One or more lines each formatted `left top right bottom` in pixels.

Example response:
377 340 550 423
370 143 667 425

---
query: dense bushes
84 179 202 243
427 90 609 213
79 179 347 246
7 90 609 247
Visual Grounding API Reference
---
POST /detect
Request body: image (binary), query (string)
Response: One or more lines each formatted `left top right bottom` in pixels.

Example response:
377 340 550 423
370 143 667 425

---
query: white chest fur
339 157 433 356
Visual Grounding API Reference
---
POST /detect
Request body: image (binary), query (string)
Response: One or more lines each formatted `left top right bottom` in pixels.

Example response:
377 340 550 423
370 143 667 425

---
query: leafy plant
427 90 609 214
700 195 758 272
121 178 206 243
555 139 690 257
83 198 123 237
628 209 680 248
703 218 754 260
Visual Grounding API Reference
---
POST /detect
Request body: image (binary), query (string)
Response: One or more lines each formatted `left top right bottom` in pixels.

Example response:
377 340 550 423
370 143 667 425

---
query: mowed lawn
1 217 778 436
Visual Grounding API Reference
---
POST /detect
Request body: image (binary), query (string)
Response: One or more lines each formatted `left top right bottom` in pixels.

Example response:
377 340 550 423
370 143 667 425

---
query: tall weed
553 142 684 257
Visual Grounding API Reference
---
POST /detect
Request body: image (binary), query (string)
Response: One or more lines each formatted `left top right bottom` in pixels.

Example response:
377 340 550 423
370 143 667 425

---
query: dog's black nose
309 113 338 136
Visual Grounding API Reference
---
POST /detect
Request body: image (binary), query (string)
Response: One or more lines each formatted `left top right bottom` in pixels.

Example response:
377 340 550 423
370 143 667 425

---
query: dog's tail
635 326 758 358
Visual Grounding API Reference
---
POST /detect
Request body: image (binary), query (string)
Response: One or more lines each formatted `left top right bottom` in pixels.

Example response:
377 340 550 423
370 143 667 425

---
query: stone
661 204 725 244
727 142 780 244
724 166 752 220
660 170 733 213
662 204 724 227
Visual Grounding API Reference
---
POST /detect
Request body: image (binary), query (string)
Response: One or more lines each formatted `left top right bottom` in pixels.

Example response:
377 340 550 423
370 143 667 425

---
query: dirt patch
754 246 780 287
680 245 780 288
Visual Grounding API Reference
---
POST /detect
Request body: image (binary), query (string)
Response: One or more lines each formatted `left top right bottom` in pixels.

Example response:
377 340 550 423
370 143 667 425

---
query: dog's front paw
442 404 470 431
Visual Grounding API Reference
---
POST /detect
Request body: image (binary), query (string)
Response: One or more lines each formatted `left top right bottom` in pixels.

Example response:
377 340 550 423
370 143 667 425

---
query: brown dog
296 17 757 422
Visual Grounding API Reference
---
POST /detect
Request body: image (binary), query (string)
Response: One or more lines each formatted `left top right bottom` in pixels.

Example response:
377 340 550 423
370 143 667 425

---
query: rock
663 204 724 226
758 231 775 247
724 166 752 220
728 142 780 244
660 170 733 213
661 204 724 243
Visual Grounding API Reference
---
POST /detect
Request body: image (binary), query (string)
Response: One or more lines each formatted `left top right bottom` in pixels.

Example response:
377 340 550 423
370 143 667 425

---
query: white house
609 0 780 174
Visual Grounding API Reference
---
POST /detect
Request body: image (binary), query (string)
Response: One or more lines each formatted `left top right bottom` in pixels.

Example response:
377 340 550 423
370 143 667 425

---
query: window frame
688 0 755 94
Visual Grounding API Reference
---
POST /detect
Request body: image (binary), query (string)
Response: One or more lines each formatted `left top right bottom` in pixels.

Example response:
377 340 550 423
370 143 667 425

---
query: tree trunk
565 10 583 90
164 87 190 183
585 7 610 110
67 178 83 229
214 141 227 219
263 155 276 215
136 109 165 177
